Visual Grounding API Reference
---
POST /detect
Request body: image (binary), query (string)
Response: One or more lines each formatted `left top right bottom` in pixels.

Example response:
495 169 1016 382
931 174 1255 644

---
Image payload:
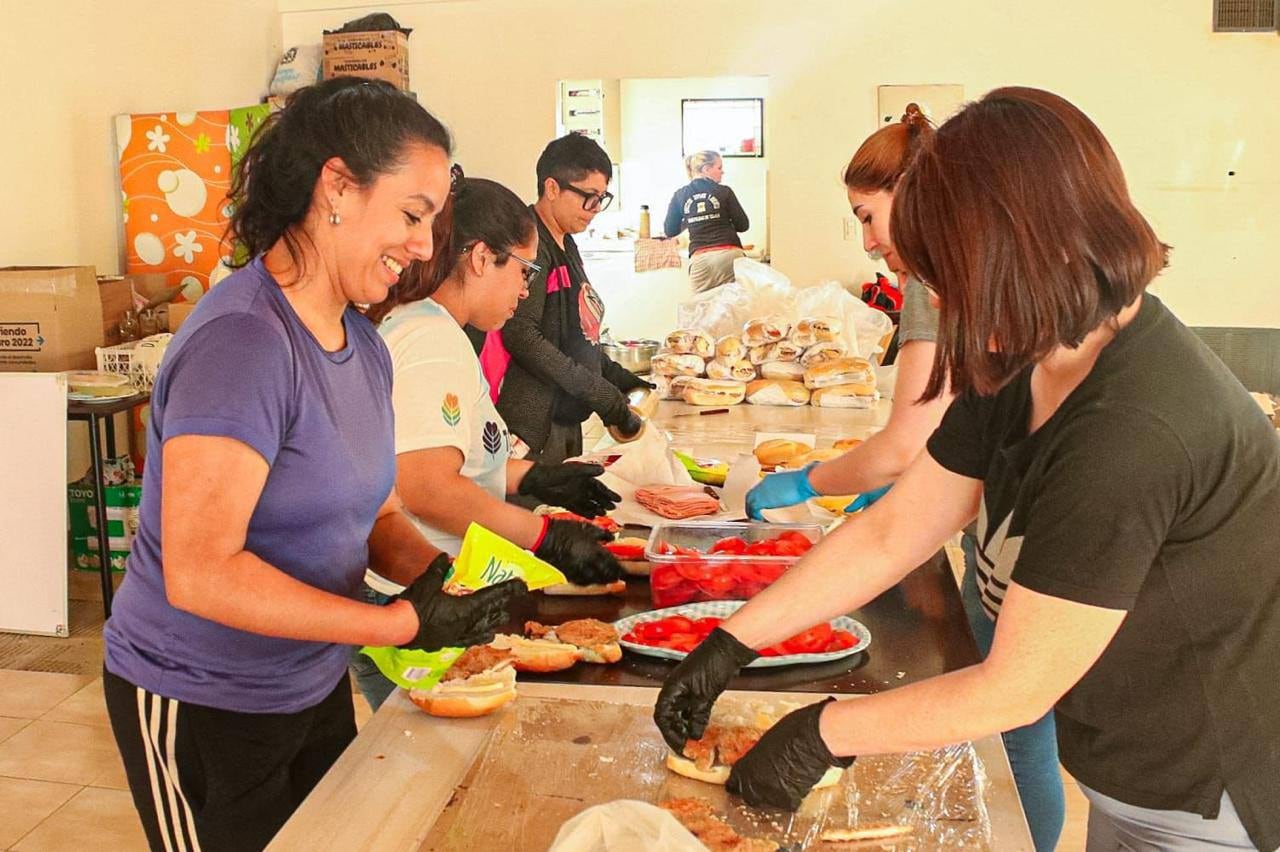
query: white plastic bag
675 281 751 339
549 800 707 852
794 281 893 361
269 45 322 97
733 257 798 320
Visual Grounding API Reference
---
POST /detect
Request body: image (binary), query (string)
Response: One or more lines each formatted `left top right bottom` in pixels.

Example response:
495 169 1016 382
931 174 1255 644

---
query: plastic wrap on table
420 696 993 851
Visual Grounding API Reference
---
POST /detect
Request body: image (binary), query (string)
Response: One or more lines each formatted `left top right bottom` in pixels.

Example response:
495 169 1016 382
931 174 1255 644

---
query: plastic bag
268 45 322 97
358 523 566 691
794 280 893 361
732 257 798 320
675 281 752 339
548 800 707 852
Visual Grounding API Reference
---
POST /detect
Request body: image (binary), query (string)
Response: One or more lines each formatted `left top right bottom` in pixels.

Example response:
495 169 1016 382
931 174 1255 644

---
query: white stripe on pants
135 689 201 852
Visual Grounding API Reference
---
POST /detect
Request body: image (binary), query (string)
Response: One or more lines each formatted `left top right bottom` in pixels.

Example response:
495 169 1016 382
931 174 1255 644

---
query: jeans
348 583 399 713
1081 785 1256 851
960 534 1065 852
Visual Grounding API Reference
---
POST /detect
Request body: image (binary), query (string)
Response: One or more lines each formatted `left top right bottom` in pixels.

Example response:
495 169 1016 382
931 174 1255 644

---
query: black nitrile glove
654 627 759 753
518 462 621 518
534 519 623 585
603 404 644 438
726 698 855 810
395 554 527 651
614 370 657 392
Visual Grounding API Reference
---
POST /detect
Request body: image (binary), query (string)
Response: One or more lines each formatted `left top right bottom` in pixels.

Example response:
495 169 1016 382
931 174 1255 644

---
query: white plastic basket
94 333 172 391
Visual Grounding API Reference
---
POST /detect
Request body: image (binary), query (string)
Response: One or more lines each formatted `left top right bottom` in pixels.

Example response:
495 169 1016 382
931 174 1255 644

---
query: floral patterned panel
117 105 270 300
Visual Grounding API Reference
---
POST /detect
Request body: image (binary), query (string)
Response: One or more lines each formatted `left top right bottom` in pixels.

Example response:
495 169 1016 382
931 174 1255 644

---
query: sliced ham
635 485 721 519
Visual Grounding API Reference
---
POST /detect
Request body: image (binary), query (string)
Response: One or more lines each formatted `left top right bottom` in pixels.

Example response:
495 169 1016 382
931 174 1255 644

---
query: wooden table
272 398 1033 849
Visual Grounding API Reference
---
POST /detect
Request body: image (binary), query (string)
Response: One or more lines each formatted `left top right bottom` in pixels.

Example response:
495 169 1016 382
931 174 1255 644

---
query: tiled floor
0 567 1086 849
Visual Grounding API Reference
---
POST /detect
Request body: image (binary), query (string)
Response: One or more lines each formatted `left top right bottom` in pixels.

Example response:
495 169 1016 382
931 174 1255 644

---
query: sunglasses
559 182 614 212
461 244 543 283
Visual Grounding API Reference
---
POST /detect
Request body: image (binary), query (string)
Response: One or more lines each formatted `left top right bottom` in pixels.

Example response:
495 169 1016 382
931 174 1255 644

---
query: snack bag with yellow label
359 523 567 691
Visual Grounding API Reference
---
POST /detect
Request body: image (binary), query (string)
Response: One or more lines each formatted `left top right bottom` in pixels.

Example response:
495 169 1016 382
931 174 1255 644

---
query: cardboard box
323 30 409 91
68 481 141 540
168 302 197 332
0 266 102 372
70 536 131 573
98 273 172 346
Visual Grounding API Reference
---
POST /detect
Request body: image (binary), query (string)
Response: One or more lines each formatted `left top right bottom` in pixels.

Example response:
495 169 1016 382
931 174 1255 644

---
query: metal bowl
601 339 660 374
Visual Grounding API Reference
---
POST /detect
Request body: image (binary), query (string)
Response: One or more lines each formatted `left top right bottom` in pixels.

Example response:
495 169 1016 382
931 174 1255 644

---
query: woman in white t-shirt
352 172 625 710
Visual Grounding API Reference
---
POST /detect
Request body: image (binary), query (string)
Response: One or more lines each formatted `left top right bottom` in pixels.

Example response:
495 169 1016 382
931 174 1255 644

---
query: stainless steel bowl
602 339 660 374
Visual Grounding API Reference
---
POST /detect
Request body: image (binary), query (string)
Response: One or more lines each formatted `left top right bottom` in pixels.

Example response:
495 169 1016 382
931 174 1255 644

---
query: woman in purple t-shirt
101 78 526 852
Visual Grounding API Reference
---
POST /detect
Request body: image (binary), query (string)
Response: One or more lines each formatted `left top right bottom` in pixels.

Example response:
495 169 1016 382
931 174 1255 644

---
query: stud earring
328 211 342 226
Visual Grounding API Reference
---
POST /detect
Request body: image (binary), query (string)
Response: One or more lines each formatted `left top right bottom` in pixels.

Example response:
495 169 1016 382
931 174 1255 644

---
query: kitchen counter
272 400 1032 850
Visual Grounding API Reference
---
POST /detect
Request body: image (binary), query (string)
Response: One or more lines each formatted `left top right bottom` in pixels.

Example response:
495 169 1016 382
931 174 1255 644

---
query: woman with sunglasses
353 172 625 711
663 150 750 292
481 134 651 467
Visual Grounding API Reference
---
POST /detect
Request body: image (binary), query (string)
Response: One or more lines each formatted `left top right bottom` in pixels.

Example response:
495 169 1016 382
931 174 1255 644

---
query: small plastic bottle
638 205 651 239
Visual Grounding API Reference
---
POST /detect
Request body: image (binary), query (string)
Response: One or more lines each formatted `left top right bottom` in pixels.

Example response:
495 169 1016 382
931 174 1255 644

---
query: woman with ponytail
663 150 751 292
101 78 526 851
352 172 625 711
744 103 1065 850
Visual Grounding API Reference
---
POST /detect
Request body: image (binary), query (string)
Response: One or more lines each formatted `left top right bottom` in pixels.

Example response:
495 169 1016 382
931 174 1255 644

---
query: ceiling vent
1213 0 1278 31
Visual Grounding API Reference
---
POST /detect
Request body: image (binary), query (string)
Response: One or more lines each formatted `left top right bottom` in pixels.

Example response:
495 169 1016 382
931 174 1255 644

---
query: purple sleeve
160 314 294 465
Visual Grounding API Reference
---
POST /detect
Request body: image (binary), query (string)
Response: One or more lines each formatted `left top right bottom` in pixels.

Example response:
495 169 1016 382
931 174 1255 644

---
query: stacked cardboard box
322 29 409 91
68 458 140 574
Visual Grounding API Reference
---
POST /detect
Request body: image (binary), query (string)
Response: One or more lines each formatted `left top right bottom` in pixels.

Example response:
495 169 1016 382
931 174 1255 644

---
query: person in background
656 87 1280 851
480 134 650 466
745 104 1065 851
664 150 750 292
100 78 525 852
351 172 625 711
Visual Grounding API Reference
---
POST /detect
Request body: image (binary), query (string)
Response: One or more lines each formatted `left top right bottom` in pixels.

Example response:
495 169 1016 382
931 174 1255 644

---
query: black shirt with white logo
663 177 749 256
927 293 1280 850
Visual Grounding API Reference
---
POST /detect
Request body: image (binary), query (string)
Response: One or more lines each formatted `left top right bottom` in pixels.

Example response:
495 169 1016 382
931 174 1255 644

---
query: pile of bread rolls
650 318 879 408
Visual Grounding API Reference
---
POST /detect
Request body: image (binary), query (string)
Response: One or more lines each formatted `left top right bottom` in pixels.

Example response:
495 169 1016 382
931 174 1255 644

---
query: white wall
282 0 1279 329
0 0 281 274
619 76 768 252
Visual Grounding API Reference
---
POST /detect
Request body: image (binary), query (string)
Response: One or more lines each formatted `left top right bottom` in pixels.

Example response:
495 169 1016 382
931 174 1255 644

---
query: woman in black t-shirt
654 88 1280 851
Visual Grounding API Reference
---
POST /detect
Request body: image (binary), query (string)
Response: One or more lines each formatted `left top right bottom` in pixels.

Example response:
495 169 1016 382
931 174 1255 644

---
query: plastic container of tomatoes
644 521 824 608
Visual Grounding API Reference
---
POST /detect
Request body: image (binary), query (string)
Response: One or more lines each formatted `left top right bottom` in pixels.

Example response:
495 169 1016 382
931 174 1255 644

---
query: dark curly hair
225 77 452 273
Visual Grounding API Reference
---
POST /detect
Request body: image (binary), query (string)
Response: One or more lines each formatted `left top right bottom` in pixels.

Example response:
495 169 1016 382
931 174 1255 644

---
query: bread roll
681 378 746 406
728 360 757 382
832 437 864 451
803 356 876 390
742 318 790 348
651 352 706 377
408 665 517 718
782 447 844 469
768 340 805 362
690 330 715 359
811 385 878 408
747 344 773 365
800 341 848 367
791 316 843 347
715 334 746 363
759 360 806 381
488 634 580 672
705 359 734 380
665 753 843 789
745 379 810 406
753 438 812 467
665 329 711 355
541 580 628 596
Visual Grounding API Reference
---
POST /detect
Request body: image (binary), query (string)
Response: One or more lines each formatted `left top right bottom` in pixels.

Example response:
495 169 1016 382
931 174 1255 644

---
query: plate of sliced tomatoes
614 600 870 668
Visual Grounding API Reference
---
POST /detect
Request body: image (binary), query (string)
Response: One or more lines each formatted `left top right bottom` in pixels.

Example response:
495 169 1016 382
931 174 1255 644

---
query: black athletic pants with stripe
103 668 357 852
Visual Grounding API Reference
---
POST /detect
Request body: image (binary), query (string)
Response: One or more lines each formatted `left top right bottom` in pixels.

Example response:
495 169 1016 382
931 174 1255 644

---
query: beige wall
0 0 281 275
283 0 1279 328
0 0 280 480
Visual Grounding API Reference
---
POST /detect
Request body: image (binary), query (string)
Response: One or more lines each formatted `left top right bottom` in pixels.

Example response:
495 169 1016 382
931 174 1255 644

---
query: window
681 98 764 158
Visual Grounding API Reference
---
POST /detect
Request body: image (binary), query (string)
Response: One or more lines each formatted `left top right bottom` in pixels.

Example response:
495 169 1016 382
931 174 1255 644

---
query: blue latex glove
746 463 819 520
844 483 891 513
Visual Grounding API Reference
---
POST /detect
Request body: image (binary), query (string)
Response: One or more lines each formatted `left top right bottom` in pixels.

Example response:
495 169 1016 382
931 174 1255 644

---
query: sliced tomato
782 623 835 655
663 615 696 634
746 540 779 556
830 629 857 650
635 620 675 641
751 562 788 583
710 536 749 555
650 565 684 591
652 583 698 607
604 541 647 561
697 573 737 597
622 631 642 644
654 541 676 555
675 561 713 582
689 617 722 636
758 643 786 657
592 516 621 534
666 632 701 653
778 530 813 548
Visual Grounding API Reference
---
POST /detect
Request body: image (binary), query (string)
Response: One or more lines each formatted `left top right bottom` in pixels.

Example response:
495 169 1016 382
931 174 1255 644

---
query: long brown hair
892 87 1170 399
842 103 934 192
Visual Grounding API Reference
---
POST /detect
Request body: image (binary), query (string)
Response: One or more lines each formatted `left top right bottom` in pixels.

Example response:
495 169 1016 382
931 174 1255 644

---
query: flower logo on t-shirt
482 421 502 456
441 393 461 427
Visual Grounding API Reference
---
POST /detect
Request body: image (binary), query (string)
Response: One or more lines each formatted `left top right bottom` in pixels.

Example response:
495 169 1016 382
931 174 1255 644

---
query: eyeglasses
503 252 543 284
461 244 543 283
559 182 614 213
